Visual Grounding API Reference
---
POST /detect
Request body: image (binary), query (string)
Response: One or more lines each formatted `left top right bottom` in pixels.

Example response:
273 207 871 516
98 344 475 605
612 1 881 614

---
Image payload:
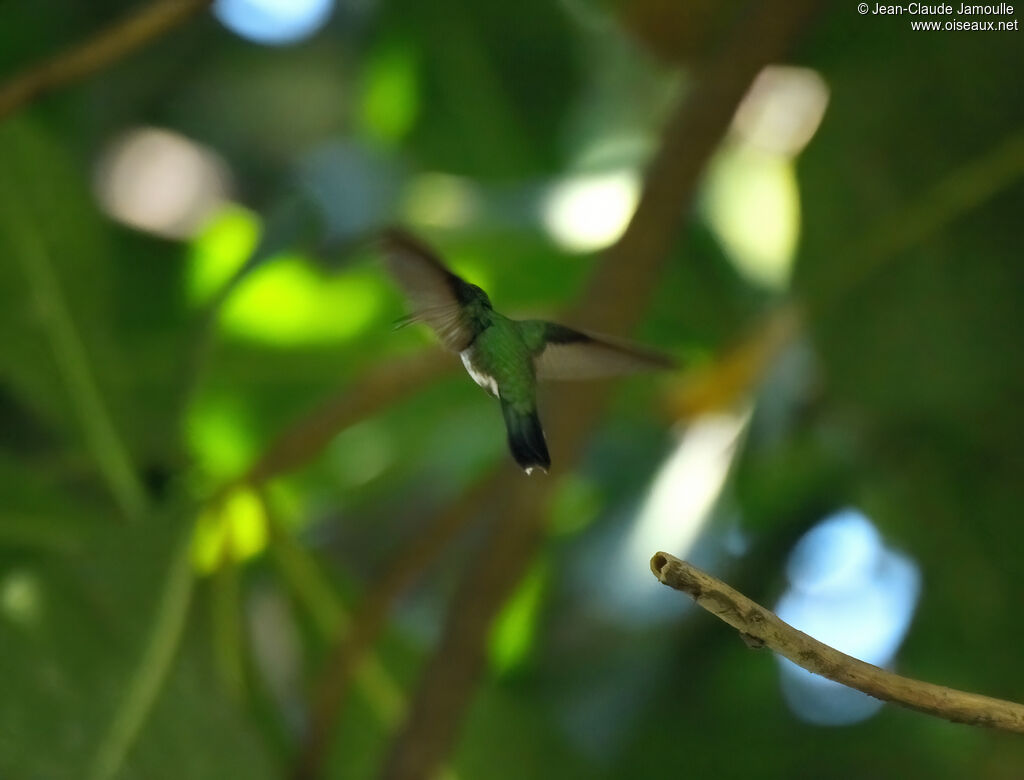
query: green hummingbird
380 229 673 474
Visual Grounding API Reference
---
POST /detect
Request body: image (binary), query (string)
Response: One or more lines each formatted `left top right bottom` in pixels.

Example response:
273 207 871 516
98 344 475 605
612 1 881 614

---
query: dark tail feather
500 400 550 475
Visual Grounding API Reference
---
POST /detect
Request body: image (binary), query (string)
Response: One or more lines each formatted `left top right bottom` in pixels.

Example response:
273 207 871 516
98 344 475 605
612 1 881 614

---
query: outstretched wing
523 321 675 380
378 229 477 352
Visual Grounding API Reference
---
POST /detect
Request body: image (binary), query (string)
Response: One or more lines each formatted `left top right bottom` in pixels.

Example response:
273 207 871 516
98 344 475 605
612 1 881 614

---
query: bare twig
651 552 1024 734
375 3 822 779
0 0 212 121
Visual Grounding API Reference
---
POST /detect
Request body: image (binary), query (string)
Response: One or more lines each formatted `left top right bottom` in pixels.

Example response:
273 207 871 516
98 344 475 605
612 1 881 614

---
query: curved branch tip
650 552 669 579
650 552 1024 735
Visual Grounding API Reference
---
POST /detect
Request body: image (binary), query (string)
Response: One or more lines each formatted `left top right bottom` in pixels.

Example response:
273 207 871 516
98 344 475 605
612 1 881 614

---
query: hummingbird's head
468 283 492 309
454 279 492 310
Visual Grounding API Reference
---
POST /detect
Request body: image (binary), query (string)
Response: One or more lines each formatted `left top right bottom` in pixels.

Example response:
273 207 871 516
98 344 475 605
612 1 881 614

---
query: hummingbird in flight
380 229 673 474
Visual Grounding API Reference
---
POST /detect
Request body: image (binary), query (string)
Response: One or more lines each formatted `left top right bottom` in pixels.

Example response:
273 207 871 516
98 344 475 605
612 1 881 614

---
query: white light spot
213 0 335 46
732 66 830 158
597 409 750 625
94 127 231 240
628 410 749 567
542 170 640 253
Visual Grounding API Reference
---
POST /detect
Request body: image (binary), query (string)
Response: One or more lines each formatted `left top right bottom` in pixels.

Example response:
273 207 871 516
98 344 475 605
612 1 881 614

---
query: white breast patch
461 350 499 397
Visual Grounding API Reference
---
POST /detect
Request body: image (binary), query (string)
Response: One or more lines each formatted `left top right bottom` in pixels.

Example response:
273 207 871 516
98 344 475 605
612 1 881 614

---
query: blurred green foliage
0 1 1022 779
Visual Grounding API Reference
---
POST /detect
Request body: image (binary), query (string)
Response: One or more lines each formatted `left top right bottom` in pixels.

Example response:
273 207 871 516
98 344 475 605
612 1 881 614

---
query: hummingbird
379 229 674 474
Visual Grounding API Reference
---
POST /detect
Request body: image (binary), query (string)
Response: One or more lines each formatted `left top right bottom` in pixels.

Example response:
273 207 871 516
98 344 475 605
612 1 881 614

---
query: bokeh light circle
213 0 335 45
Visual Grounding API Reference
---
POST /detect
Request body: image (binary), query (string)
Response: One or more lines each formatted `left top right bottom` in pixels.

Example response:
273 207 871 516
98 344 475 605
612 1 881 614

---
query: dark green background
1 1 1022 777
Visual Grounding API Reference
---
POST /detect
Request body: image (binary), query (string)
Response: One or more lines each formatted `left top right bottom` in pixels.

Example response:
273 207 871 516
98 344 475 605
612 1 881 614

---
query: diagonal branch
234 349 457 491
651 552 1024 734
812 128 1024 314
268 517 406 727
0 165 148 520
669 129 1024 420
0 0 213 121
292 466 502 779
375 3 823 779
90 531 197 780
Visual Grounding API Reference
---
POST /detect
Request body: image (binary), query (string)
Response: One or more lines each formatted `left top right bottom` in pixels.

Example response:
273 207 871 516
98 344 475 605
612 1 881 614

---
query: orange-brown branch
0 0 213 120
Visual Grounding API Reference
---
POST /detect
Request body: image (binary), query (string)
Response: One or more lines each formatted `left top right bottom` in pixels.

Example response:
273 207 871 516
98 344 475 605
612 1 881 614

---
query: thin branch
377 3 822 779
812 128 1024 315
380 471 550 780
650 552 1024 734
267 518 406 727
0 0 213 121
210 560 247 701
90 532 196 780
235 350 457 491
0 167 148 520
293 465 502 779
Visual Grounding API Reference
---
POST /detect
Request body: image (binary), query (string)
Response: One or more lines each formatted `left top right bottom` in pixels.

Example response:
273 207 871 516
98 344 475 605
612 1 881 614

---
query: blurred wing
379 229 476 351
529 322 675 380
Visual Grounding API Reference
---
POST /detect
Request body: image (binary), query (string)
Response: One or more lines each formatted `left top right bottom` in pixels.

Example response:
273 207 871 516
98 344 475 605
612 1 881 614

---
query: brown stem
378 470 552 780
651 552 1024 734
375 3 822 779
237 350 456 490
292 465 503 779
0 0 213 121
